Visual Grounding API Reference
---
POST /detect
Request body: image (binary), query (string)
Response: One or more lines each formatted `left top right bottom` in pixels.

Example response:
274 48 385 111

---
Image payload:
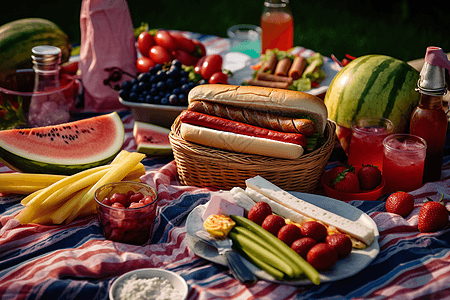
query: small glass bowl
94 181 158 245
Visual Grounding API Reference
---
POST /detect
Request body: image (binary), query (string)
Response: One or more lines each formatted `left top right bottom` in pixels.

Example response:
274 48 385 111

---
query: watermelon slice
133 121 172 156
0 112 124 175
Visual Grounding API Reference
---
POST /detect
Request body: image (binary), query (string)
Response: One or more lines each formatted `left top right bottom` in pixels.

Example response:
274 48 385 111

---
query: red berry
328 165 349 183
307 243 338 271
300 221 328 242
262 214 286 236
418 196 449 233
358 164 382 190
129 192 144 204
325 234 353 258
385 192 415 218
277 224 303 246
291 237 317 259
248 202 272 225
332 169 360 193
110 193 128 207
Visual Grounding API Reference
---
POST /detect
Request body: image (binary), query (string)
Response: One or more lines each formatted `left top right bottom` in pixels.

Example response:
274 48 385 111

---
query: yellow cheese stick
65 152 146 224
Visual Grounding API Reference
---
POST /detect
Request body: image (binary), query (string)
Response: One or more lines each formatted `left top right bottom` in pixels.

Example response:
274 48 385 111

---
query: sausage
245 79 290 89
261 52 278 73
188 100 317 136
256 72 294 85
179 110 307 147
274 57 292 76
288 56 307 80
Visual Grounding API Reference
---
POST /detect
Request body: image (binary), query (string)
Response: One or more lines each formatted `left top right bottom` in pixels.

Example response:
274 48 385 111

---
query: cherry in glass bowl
94 181 158 245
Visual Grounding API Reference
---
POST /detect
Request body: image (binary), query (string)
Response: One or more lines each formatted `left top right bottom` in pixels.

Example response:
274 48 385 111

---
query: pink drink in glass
347 117 394 173
383 134 427 194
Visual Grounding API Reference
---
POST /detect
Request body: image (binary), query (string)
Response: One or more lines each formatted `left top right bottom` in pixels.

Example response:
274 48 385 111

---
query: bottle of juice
260 0 293 53
409 47 450 183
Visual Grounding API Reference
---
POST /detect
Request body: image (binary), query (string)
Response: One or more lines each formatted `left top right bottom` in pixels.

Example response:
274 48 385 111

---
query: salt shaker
28 45 72 127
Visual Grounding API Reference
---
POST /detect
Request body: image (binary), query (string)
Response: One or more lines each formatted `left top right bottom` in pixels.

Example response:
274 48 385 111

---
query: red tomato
60 61 79 75
170 32 196 53
154 30 178 52
194 56 206 74
149 45 173 65
172 49 199 66
136 56 155 73
209 71 228 84
200 54 223 80
137 31 155 57
193 39 207 56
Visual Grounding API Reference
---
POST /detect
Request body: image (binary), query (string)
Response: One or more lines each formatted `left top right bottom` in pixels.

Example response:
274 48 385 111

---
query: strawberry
291 237 317 259
306 243 338 271
300 221 328 242
248 202 272 225
328 165 348 183
325 233 353 258
262 214 286 236
332 168 360 193
277 224 303 246
385 191 415 218
358 164 382 190
418 195 449 233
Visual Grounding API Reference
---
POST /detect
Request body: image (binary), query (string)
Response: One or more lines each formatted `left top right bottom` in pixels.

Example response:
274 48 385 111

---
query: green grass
2 0 450 62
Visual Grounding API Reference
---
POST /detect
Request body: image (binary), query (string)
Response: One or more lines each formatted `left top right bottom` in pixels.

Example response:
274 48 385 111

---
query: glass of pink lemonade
347 117 394 173
383 134 427 194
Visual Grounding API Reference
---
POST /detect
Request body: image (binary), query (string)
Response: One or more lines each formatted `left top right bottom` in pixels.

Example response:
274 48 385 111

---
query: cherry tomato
200 54 223 80
170 32 196 53
137 31 155 57
136 56 155 73
172 49 199 66
209 71 228 84
154 30 178 52
149 45 173 65
193 39 207 56
194 56 206 74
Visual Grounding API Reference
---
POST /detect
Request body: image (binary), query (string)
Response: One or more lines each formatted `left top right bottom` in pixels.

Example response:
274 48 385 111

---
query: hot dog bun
180 123 304 159
188 84 328 134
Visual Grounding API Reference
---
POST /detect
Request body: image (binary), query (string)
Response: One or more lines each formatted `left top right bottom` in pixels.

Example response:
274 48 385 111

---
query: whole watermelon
324 55 420 134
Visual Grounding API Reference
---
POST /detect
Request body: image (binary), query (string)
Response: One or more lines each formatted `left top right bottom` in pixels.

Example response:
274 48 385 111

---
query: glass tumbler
95 181 158 245
347 117 394 174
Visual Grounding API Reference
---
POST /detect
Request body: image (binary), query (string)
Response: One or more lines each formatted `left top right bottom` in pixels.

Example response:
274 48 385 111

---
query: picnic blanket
1 110 449 300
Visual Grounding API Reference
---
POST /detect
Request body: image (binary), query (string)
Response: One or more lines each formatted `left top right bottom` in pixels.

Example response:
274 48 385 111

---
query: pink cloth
79 0 137 111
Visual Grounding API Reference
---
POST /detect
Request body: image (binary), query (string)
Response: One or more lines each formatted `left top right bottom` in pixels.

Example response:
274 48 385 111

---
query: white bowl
119 97 186 129
109 268 188 300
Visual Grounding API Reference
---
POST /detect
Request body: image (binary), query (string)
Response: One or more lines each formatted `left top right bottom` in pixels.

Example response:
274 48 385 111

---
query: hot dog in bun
178 84 328 159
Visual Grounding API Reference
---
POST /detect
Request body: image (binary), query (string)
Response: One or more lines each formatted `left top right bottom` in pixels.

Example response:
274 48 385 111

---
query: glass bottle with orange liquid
260 0 293 53
409 47 450 183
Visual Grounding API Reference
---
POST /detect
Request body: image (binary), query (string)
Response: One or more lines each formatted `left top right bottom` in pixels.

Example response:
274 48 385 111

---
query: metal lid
31 45 61 70
417 47 450 96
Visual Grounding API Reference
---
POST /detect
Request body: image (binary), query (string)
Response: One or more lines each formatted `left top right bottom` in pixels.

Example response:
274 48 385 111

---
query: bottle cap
417 47 450 96
31 45 62 70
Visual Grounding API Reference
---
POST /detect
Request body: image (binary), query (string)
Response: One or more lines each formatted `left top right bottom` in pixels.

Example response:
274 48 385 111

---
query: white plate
226 47 341 96
186 192 379 285
109 268 189 300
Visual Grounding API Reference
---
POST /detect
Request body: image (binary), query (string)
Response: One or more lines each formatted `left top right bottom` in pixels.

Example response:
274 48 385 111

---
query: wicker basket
169 116 336 192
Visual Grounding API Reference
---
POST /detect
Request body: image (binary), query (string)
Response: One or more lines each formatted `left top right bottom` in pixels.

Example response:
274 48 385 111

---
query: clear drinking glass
382 134 427 194
347 117 394 173
95 181 158 245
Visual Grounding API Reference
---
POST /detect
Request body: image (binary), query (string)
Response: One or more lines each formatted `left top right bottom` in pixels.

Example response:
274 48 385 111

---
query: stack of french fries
1 150 147 225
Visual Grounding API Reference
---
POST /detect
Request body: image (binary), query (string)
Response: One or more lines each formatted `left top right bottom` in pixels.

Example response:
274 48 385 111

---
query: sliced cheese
229 187 255 213
245 176 375 246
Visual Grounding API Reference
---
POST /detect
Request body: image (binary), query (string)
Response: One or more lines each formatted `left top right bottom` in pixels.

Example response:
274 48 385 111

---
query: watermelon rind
133 121 172 156
0 112 124 175
324 55 420 133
